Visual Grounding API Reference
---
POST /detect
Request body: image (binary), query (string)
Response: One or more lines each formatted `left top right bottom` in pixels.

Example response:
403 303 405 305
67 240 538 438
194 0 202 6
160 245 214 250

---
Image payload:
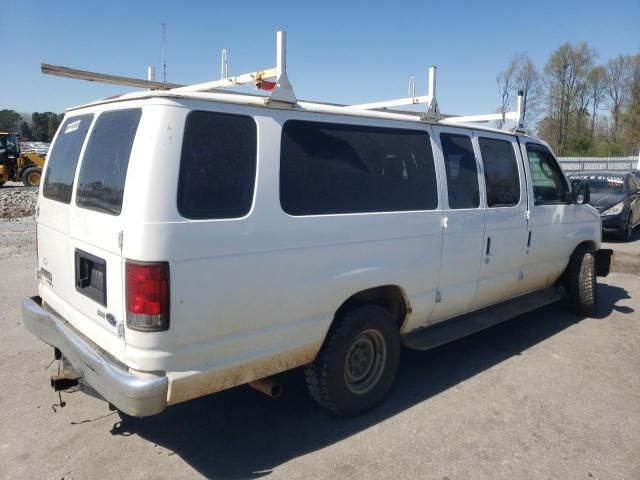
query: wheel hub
344 329 387 394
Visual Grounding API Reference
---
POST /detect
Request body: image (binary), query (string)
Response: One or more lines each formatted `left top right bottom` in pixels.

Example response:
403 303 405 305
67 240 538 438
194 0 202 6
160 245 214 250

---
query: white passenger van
23 37 612 417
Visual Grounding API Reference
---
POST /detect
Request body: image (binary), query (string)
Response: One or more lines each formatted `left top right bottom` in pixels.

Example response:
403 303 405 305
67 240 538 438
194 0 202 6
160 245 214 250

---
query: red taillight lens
126 261 170 332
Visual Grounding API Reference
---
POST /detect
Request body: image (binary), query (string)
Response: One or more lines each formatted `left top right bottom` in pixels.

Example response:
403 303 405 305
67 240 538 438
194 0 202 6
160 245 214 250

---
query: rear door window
440 133 480 209
43 114 93 204
76 109 142 215
178 111 257 219
478 137 520 207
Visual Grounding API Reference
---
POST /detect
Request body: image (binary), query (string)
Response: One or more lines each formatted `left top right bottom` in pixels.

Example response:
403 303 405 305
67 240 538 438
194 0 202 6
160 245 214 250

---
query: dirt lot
1 203 639 479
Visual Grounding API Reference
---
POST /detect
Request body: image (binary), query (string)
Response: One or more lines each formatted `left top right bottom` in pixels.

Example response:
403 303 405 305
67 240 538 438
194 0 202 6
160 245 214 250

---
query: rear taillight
126 261 170 332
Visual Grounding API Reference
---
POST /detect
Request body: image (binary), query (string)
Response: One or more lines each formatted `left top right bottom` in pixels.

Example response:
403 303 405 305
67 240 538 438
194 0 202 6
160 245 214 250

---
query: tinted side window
280 120 437 215
178 111 257 219
440 133 479 209
43 115 93 204
478 137 520 207
76 109 142 215
526 144 569 205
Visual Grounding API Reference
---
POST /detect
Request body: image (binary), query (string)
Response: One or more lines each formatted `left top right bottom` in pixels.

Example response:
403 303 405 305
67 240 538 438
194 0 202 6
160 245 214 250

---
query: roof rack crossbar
441 90 524 129
347 66 440 118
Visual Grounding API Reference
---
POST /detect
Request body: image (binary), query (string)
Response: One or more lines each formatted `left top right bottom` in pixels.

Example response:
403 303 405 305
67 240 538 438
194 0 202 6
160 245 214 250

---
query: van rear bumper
22 296 168 417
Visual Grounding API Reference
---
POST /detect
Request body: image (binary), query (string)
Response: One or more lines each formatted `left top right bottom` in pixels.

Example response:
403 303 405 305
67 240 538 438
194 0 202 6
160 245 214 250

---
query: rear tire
21 166 42 187
305 304 400 416
567 245 597 317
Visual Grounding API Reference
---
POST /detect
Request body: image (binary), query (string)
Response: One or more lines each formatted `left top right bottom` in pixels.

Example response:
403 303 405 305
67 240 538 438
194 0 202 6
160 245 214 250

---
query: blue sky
2 0 638 116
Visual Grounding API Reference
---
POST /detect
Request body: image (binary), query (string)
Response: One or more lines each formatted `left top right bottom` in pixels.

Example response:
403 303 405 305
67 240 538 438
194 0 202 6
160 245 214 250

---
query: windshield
570 174 626 194
1 134 20 155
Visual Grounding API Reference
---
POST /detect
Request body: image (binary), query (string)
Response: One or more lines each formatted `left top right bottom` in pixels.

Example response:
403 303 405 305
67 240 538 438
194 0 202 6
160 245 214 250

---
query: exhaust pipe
248 378 282 398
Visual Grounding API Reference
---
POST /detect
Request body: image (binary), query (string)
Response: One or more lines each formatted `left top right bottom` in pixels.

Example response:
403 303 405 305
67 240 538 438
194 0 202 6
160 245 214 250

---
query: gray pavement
1 231 639 479
602 227 640 274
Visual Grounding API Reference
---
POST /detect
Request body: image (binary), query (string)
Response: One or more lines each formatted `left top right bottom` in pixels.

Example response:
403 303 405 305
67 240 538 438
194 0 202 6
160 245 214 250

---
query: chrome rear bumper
22 296 167 417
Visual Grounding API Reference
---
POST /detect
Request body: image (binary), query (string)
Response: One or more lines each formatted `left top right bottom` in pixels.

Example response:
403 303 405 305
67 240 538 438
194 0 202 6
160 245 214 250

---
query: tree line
497 43 640 157
0 110 63 143
3 42 639 157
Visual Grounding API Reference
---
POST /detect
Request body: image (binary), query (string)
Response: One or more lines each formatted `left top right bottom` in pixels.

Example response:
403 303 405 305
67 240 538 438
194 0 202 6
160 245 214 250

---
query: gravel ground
0 216 36 257
0 183 38 257
0 183 38 219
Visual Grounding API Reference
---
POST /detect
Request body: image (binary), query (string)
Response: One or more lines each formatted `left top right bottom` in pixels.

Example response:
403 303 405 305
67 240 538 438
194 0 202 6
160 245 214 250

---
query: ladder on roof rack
40 30 524 130
42 31 296 105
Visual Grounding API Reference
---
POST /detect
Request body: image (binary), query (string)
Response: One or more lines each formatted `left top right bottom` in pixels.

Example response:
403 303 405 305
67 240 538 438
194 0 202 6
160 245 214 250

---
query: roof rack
41 30 524 131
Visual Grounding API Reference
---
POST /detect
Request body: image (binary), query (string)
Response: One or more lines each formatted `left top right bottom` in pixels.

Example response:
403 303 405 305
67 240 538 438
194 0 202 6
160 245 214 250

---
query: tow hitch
50 352 81 392
51 375 79 391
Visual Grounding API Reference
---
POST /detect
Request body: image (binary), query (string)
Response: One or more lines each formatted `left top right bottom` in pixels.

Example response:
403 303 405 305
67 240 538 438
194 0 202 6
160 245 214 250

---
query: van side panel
120 104 443 403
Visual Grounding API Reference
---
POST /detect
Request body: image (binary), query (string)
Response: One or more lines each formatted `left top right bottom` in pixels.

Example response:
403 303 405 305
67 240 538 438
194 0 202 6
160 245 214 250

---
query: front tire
567 246 597 317
21 166 42 187
305 305 400 416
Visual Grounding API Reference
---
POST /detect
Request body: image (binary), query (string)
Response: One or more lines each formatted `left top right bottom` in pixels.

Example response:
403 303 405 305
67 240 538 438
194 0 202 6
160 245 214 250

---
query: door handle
527 231 532 248
486 237 491 256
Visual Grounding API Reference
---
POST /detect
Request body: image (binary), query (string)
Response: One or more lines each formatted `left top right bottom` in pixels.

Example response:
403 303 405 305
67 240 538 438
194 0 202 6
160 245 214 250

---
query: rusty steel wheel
305 304 400 416
343 328 387 395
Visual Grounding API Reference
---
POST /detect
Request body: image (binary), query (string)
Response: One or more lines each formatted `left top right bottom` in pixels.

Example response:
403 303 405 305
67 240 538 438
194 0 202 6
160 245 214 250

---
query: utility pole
161 23 167 83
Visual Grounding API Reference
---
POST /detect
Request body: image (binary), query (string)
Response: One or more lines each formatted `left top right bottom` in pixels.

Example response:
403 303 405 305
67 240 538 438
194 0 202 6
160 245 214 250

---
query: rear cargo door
38 109 142 361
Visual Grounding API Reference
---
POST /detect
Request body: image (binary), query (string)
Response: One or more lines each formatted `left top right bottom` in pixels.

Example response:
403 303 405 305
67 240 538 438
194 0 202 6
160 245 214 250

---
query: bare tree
496 56 518 128
607 54 630 142
575 77 591 140
585 66 608 140
543 42 595 154
496 53 541 129
622 53 640 154
514 54 541 128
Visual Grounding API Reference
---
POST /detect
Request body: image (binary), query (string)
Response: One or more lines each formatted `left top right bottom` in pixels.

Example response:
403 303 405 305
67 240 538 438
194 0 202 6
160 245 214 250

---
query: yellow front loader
0 132 46 187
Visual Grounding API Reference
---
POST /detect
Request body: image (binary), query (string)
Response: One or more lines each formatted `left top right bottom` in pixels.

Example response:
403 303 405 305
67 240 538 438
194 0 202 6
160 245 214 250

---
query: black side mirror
571 179 590 205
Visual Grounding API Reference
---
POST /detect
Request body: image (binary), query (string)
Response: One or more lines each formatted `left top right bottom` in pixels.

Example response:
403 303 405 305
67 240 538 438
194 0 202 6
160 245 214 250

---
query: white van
22 87 613 417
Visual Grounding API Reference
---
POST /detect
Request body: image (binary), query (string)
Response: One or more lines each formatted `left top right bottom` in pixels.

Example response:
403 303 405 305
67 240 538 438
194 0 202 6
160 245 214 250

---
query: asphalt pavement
0 230 639 479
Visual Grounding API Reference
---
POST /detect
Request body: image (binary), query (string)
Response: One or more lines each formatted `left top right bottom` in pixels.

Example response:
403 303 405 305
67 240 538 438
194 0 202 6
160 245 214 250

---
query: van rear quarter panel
121 101 442 402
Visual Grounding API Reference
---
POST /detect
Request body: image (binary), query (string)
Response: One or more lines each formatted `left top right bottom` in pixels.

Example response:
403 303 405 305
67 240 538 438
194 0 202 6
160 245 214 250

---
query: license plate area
75 249 107 306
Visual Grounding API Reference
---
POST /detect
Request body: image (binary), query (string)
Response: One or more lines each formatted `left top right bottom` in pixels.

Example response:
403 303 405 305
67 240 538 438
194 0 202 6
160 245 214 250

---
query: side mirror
571 179 590 205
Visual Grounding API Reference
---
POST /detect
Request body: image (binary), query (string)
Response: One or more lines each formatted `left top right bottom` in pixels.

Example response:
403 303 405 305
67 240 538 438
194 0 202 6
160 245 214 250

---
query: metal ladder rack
41 30 524 130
